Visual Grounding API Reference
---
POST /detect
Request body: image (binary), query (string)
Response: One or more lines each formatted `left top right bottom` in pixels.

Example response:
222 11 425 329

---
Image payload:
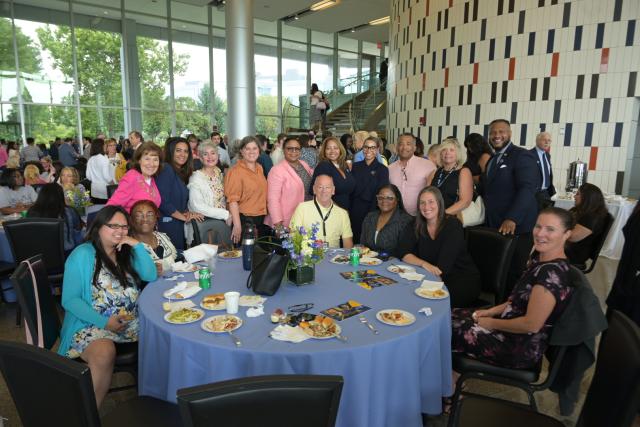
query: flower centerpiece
64 186 92 215
280 223 326 285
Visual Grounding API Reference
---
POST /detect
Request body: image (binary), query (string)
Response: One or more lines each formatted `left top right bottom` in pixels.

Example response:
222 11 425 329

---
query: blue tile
602 98 611 122
505 35 512 58
562 3 571 28
547 29 555 53
613 123 623 147
553 100 561 123
564 123 572 146
528 32 536 55
574 26 583 50
595 23 605 49
520 123 527 146
584 123 593 146
627 20 636 47
614 0 623 21
489 38 495 60
470 42 476 63
518 10 526 34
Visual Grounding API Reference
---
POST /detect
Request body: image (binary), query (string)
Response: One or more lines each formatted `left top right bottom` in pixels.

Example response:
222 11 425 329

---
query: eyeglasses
285 147 301 152
288 303 314 313
376 195 396 201
363 145 378 151
105 224 130 230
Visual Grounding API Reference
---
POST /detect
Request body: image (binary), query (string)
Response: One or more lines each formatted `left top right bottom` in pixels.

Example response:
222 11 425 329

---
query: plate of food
355 246 378 258
298 315 342 340
415 287 450 300
201 314 243 333
360 257 382 266
239 295 266 307
376 309 416 326
200 293 226 310
164 307 205 324
387 264 416 274
218 249 242 259
330 254 351 264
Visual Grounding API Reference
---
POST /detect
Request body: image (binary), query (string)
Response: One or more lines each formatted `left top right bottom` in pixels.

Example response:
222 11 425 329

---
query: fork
228 330 242 347
359 316 379 335
335 333 348 342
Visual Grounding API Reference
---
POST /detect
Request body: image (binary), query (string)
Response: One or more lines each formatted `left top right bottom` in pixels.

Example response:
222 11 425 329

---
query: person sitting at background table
290 174 353 249
427 138 473 217
360 184 413 255
27 183 82 254
349 136 389 243
450 207 575 369
311 137 355 211
23 164 46 185
129 199 177 277
565 183 610 267
86 138 114 204
187 141 232 246
265 136 313 231
396 186 481 308
224 136 268 244
58 205 157 408
39 155 57 183
57 166 87 209
105 138 126 183
156 137 203 251
187 134 202 171
0 168 37 215
107 141 162 212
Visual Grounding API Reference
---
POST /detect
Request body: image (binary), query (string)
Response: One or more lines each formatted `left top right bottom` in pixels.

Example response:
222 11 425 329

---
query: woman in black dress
349 136 389 243
606 201 640 326
396 186 481 308
360 184 412 255
463 133 492 184
427 138 474 217
565 183 609 267
311 137 356 210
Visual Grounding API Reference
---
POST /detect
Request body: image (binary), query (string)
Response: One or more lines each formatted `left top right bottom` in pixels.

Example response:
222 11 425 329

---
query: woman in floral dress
451 207 576 370
58 205 157 408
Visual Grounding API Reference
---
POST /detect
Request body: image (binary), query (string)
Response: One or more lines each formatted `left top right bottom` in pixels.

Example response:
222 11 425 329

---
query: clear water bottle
241 222 256 271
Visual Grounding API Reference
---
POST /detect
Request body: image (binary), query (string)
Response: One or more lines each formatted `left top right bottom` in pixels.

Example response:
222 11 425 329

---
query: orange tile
473 63 479 84
551 52 559 77
589 147 598 171
422 73 427 90
426 0 430 16
600 48 609 73
508 57 516 80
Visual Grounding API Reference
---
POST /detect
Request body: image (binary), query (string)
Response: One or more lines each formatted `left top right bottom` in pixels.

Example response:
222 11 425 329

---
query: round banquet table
138 254 453 427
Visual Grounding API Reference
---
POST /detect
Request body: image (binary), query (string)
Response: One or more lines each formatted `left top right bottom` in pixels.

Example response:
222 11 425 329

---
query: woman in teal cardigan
59 205 157 407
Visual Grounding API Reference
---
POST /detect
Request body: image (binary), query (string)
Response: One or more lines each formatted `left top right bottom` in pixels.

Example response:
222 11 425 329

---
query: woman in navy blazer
156 137 203 250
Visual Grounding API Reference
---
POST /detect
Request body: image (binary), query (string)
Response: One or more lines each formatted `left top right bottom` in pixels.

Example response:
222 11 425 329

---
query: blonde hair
318 137 347 171
353 130 370 150
438 138 466 167
23 164 41 182
59 166 80 186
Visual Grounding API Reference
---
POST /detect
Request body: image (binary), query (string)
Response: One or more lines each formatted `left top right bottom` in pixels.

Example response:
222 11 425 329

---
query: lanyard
313 198 334 239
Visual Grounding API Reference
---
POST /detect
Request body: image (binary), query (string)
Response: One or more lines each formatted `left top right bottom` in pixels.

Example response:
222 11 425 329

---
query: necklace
435 166 456 187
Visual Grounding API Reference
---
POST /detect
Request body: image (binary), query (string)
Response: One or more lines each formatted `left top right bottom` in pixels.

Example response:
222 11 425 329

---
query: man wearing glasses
289 174 354 248
388 133 436 216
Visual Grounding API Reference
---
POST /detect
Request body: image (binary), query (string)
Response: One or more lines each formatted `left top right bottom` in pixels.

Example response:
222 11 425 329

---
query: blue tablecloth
138 256 453 427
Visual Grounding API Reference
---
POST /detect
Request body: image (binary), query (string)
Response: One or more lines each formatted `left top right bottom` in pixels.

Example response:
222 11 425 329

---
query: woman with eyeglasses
396 186 481 308
360 184 412 255
265 136 313 231
349 136 389 243
311 136 355 211
58 205 157 408
129 199 177 277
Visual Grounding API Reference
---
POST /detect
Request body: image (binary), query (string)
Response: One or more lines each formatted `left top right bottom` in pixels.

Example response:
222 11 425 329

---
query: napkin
246 305 264 318
270 325 310 343
400 271 425 281
171 261 195 272
165 274 185 281
420 279 445 290
163 299 196 312
165 281 200 299
183 244 218 264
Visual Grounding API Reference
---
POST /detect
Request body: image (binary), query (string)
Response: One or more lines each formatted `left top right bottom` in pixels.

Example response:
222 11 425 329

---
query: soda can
198 267 211 289
349 248 360 266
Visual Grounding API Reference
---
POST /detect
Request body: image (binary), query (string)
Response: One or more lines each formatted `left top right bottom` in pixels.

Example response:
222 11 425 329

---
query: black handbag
246 238 289 296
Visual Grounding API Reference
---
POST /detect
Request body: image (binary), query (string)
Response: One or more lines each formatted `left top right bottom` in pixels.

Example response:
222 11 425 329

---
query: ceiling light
369 16 390 25
294 15 299 20
103 10 108 15
310 0 340 12
350 28 355 33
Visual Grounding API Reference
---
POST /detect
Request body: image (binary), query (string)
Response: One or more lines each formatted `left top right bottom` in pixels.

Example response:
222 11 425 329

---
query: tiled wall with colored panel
387 0 640 195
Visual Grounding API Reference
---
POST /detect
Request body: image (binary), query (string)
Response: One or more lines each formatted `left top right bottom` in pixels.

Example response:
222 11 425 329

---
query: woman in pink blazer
107 142 163 212
265 137 313 229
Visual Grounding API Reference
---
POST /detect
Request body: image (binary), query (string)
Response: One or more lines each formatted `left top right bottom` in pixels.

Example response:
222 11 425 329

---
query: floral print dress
451 258 573 369
66 265 139 358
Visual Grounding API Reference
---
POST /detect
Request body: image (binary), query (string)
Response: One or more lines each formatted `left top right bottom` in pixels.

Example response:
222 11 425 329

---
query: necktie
542 152 550 190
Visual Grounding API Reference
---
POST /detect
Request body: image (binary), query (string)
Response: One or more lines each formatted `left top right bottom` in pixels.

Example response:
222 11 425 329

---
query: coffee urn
565 159 588 192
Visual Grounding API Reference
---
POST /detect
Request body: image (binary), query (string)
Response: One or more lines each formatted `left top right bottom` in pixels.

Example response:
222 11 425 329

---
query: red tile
473 63 479 84
508 57 516 80
422 73 427 90
551 52 559 77
600 48 609 73
409 7 412 25
589 147 598 171
445 68 449 88
449 0 453 7
426 0 430 16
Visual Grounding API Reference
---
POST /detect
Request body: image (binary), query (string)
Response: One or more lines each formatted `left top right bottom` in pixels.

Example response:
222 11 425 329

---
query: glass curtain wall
1 0 373 145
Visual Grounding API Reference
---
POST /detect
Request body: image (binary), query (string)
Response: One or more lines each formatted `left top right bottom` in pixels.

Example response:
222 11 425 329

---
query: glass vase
287 264 315 286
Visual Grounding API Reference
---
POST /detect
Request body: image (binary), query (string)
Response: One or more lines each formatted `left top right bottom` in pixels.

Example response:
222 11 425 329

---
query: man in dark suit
482 119 541 296
531 131 556 211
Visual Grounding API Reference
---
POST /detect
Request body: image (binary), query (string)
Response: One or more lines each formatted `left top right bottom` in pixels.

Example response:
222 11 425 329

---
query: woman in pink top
265 136 313 229
107 142 163 212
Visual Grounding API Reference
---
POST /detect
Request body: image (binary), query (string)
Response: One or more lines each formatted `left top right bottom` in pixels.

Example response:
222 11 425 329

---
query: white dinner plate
164 307 205 324
201 315 243 333
360 257 382 266
415 287 450 300
376 309 416 326
386 264 416 274
301 323 343 340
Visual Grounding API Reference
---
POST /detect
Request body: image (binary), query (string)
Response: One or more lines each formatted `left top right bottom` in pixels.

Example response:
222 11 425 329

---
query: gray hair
197 140 218 158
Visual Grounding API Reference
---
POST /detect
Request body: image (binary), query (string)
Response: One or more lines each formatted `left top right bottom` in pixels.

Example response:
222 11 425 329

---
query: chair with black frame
0 340 180 427
10 254 140 393
448 310 640 427
190 219 202 246
572 212 614 274
465 226 517 306
106 183 118 199
177 375 344 427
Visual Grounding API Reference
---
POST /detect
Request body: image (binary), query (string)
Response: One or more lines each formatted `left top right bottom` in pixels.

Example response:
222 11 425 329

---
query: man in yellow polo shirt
290 174 354 248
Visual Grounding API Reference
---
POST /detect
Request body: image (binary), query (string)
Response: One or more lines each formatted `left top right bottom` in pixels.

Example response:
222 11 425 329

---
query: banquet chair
10 254 140 393
465 226 517 305
0 340 180 427
449 310 640 427
4 218 65 286
177 375 344 427
106 183 118 199
573 212 614 274
190 219 202 246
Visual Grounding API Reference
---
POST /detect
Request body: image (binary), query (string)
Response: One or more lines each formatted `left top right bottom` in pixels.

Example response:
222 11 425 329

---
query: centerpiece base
287 264 315 286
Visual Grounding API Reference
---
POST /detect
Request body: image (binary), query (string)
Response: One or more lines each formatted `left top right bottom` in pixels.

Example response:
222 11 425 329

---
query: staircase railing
349 77 386 132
